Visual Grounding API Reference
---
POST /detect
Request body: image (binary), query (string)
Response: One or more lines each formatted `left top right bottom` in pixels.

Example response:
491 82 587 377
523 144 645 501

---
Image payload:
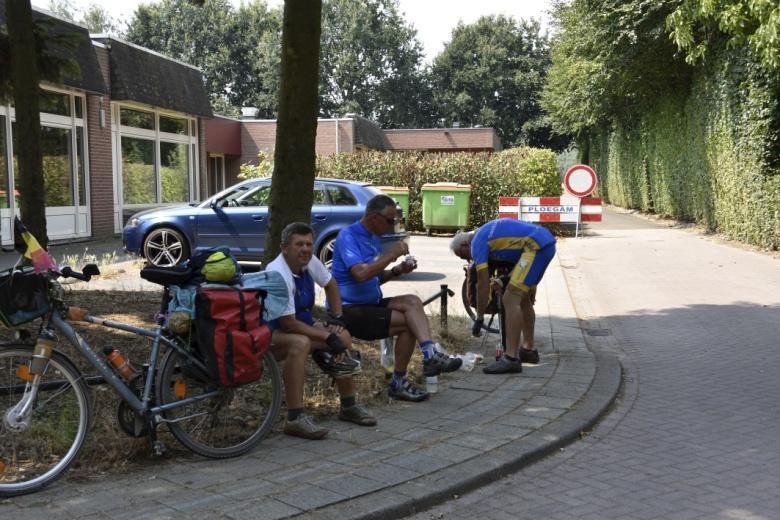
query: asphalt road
410 208 780 519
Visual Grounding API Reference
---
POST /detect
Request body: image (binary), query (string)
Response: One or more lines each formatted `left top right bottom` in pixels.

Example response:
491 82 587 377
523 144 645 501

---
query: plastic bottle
380 337 394 378
495 343 505 361
103 347 139 382
426 376 438 393
457 352 479 371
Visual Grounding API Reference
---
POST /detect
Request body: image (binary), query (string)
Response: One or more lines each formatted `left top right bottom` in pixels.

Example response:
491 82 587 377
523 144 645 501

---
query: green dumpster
377 186 409 221
421 182 471 235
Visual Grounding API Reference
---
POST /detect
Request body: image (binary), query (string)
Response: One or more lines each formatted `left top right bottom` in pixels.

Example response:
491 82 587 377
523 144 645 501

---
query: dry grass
0 285 473 482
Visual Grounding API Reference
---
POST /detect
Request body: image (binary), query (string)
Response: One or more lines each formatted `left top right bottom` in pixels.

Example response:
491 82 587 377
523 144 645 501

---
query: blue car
123 177 406 267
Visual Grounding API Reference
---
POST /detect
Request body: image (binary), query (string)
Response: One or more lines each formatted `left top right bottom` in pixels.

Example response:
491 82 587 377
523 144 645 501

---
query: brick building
0 6 212 246
205 115 502 195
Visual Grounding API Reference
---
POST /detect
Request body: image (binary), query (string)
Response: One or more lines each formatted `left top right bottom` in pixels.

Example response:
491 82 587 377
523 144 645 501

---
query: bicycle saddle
140 265 194 286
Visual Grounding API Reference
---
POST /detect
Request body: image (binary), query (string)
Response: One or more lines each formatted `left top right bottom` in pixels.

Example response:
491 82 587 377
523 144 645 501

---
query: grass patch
0 286 473 482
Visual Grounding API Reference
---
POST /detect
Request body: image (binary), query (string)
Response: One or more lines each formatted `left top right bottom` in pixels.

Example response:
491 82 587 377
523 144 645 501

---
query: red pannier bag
195 286 271 387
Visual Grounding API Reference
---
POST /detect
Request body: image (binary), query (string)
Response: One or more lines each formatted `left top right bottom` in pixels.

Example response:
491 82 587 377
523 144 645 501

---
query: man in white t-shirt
266 222 376 440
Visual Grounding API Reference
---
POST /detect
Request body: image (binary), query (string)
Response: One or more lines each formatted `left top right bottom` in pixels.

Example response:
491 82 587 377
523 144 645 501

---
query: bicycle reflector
0 459 5 473
174 379 187 399
16 365 33 382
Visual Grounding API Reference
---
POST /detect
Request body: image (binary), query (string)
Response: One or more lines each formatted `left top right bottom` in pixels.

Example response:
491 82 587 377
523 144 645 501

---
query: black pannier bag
194 286 270 387
0 267 50 328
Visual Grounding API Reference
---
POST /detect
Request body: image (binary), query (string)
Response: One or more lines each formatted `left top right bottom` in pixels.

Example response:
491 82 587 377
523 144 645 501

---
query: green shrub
311 147 561 231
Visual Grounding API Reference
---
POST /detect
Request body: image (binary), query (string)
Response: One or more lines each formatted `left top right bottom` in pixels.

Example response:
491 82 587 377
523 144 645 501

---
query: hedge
242 147 561 232
584 42 780 250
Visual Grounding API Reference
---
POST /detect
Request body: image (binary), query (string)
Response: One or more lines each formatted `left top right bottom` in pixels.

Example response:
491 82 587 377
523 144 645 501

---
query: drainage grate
586 328 611 336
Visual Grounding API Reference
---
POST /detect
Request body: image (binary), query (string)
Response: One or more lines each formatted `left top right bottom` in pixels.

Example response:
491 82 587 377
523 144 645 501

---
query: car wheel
143 227 190 267
318 236 337 270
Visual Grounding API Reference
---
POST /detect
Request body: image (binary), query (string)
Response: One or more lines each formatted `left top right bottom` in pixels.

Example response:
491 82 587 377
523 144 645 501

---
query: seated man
450 218 556 374
267 222 376 440
331 194 462 402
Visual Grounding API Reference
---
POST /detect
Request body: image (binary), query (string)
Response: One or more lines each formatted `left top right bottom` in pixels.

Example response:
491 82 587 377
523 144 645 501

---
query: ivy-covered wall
587 45 780 249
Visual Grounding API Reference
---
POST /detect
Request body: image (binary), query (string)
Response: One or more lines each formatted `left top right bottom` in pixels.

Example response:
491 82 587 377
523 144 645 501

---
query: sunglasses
378 214 398 226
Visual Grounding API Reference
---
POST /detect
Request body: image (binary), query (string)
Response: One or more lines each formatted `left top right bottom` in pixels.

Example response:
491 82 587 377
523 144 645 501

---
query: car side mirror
210 199 223 212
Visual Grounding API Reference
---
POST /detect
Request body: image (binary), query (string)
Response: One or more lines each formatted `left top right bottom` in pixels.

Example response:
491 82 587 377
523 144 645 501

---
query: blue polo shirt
471 218 556 271
331 221 383 305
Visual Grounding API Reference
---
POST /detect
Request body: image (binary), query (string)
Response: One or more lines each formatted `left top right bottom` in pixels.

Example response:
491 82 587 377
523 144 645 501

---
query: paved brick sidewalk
0 246 620 519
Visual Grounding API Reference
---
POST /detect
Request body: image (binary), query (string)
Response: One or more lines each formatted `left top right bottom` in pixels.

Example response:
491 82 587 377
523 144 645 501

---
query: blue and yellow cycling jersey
471 219 556 272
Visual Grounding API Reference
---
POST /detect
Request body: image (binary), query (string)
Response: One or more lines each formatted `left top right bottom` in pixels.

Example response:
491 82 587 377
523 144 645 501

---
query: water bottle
457 352 479 371
495 343 505 361
380 337 394 378
103 347 139 382
426 376 438 393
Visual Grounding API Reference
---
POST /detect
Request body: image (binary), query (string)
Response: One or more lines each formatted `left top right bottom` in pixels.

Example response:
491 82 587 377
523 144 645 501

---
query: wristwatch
391 266 401 276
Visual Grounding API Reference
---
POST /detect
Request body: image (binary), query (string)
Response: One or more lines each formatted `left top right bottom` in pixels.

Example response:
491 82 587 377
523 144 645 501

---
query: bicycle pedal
152 440 167 456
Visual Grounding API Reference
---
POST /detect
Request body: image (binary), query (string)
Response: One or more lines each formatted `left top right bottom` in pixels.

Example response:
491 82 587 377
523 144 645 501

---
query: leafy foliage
667 0 780 71
307 149 560 231
45 0 122 34
431 15 564 149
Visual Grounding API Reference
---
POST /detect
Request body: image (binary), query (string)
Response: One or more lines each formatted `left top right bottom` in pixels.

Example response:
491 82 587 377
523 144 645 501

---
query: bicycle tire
156 348 282 459
0 344 91 497
461 278 500 334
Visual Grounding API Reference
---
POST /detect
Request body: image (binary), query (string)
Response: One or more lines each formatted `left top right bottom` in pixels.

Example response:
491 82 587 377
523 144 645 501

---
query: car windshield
208 183 270 208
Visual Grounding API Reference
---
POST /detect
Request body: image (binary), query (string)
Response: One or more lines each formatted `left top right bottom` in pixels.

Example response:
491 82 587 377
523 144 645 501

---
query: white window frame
113 102 199 232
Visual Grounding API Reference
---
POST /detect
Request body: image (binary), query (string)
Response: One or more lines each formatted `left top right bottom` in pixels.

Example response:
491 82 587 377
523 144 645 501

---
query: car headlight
126 217 142 229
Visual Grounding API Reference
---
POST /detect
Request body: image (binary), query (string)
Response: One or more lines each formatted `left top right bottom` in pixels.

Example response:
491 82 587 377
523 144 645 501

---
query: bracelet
391 266 400 277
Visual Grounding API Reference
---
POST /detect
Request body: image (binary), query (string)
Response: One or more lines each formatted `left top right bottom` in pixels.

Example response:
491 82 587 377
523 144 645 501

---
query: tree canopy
430 15 562 149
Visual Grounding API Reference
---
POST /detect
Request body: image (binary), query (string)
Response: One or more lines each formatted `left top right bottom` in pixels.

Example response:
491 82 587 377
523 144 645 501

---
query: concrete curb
307 346 622 519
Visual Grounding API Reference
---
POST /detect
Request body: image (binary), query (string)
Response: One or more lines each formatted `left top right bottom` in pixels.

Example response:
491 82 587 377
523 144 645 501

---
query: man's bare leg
502 287 525 358
386 294 432 343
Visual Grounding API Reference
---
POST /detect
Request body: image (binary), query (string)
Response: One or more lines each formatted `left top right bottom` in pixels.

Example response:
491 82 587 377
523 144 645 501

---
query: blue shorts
508 243 556 292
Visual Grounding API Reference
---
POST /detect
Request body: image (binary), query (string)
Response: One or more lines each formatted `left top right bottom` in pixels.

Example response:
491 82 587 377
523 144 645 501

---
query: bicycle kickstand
147 419 167 456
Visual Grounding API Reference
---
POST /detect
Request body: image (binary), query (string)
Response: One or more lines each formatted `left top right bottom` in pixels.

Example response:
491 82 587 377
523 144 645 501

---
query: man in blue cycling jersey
451 218 556 374
267 222 376 440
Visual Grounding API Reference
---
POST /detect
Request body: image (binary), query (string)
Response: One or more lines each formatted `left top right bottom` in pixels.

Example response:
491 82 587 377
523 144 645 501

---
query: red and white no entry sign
563 164 597 197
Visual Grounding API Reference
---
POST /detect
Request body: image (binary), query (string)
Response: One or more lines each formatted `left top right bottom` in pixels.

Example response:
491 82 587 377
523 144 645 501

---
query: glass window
41 127 74 206
13 124 74 207
74 96 83 119
0 116 8 208
39 90 70 116
120 108 154 130
76 127 85 205
326 185 357 206
313 186 327 205
122 137 156 204
160 115 187 135
160 142 189 203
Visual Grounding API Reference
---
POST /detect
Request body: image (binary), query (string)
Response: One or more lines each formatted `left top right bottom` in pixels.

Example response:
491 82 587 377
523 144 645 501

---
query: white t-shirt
265 254 332 318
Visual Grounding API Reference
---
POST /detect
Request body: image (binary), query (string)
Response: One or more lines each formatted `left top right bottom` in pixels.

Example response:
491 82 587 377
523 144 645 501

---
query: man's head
450 231 474 260
280 222 315 270
362 194 398 236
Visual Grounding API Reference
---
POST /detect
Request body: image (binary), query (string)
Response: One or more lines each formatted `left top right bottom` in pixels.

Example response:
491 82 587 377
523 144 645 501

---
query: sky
30 0 552 62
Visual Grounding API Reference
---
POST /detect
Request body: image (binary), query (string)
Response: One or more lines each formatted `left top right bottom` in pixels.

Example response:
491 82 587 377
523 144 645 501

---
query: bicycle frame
48 311 219 420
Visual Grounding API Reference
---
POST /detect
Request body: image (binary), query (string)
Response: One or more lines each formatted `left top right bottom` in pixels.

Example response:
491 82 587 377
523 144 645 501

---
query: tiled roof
95 37 213 117
1 3 107 95
352 116 389 150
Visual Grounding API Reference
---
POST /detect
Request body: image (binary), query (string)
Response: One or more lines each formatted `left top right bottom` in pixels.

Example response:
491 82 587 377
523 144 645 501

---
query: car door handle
313 215 327 221
252 215 265 221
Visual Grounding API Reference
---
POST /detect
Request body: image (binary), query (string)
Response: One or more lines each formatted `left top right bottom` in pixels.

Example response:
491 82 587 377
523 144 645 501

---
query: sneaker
338 404 377 426
520 348 540 364
388 379 429 402
423 351 463 377
283 413 328 440
482 355 522 374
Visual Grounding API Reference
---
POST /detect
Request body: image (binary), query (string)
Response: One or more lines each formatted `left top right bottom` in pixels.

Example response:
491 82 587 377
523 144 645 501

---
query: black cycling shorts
341 298 393 341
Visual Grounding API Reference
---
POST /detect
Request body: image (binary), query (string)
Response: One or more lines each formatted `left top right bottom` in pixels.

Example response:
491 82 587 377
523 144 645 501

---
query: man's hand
398 256 417 273
326 333 348 355
388 240 409 261
471 317 484 337
326 314 346 330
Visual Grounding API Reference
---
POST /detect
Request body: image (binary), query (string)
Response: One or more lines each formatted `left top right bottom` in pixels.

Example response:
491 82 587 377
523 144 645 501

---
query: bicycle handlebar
59 264 101 282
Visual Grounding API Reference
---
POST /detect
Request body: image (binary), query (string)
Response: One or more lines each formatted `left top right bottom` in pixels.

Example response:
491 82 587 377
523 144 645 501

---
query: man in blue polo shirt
332 195 462 402
450 218 556 374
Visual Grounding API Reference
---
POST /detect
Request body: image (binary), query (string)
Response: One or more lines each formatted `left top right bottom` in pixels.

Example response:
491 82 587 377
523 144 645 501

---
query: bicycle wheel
0 344 91 497
156 348 282 458
461 278 500 333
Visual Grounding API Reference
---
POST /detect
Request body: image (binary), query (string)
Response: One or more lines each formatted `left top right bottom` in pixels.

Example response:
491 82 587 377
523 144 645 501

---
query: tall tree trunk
264 0 322 263
7 0 47 247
